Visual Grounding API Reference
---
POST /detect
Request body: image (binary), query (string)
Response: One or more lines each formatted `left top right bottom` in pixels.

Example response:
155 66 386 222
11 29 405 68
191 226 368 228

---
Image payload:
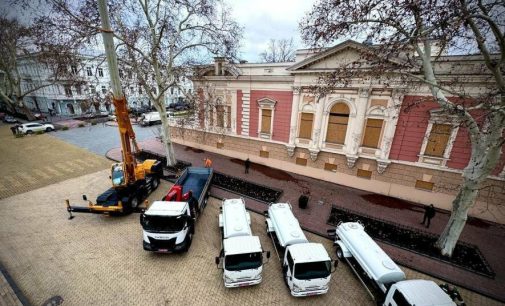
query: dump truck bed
176 167 213 206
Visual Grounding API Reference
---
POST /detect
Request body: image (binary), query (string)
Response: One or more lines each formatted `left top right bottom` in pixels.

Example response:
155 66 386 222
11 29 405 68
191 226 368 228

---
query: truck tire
183 233 193 252
336 246 345 261
130 197 139 208
152 177 159 189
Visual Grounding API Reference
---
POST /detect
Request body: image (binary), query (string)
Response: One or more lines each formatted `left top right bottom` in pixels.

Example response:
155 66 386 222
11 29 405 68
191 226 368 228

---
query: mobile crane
65 0 161 216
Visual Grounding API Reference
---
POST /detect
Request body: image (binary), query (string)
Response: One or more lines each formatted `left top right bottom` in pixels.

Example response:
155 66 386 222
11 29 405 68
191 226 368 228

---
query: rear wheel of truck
183 233 193 252
152 177 159 189
336 246 344 261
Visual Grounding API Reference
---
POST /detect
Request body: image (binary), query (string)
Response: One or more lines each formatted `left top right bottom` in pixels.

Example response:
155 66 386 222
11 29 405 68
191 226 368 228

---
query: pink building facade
177 41 504 223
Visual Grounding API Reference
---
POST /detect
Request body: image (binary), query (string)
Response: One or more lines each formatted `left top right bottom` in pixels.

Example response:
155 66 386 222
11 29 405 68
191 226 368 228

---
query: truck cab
384 280 456 306
216 198 269 288
265 203 336 297
283 243 333 297
140 201 194 253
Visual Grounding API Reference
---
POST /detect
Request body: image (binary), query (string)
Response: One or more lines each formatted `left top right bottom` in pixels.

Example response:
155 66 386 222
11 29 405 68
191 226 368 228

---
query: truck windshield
141 215 186 233
225 252 262 271
294 261 331 280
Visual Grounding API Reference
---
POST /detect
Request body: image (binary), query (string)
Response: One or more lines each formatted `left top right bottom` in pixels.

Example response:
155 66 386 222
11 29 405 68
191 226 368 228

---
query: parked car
3 115 19 124
33 112 46 120
168 101 190 111
18 122 55 134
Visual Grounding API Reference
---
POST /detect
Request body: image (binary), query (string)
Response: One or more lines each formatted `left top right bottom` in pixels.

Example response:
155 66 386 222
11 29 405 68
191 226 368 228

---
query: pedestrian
244 158 250 174
421 204 436 228
204 157 212 168
10 125 17 135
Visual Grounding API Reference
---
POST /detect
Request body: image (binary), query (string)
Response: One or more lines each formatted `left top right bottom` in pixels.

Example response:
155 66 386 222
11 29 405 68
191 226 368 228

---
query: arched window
326 103 349 144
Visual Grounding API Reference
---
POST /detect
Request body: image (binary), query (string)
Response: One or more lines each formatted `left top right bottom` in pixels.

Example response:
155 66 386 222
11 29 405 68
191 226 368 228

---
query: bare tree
301 0 504 256
259 38 296 62
44 0 241 166
0 16 77 120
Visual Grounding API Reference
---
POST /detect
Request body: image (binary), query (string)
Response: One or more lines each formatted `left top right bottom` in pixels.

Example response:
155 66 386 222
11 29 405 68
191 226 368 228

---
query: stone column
346 87 369 168
308 94 325 161
376 90 403 173
286 86 301 157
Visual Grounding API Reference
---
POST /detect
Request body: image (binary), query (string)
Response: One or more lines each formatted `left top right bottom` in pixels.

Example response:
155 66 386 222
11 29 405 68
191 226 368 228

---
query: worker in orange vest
204 157 212 168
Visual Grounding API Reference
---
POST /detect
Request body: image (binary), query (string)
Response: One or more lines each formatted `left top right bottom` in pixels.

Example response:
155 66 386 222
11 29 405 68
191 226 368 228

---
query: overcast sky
226 0 316 62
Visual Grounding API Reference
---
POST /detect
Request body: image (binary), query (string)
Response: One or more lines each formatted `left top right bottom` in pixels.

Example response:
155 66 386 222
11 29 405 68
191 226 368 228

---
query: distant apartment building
12 52 193 116
182 40 504 223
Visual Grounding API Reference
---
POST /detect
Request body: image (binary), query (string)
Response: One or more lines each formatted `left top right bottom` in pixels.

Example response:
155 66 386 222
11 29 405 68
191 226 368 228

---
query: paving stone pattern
0 125 111 200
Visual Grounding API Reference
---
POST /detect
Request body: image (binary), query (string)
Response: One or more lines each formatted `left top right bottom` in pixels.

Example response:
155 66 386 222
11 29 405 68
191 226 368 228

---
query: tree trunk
435 180 478 256
154 102 177 166
17 97 35 121
435 137 502 256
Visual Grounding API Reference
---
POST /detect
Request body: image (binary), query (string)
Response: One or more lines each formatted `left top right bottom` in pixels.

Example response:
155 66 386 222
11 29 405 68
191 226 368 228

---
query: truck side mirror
215 257 220 265
263 210 268 217
82 195 87 201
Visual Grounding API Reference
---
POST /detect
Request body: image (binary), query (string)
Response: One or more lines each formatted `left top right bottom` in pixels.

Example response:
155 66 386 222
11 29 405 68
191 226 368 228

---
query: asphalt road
52 124 160 155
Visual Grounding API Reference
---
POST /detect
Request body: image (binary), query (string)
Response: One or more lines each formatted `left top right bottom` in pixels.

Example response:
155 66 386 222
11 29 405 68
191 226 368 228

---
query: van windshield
294 261 331 280
225 252 262 271
141 215 186 233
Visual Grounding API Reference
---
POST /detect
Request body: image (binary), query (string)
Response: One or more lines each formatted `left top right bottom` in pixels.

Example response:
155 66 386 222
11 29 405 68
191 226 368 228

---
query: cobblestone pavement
0 271 23 306
0 171 374 306
0 125 110 200
0 170 502 305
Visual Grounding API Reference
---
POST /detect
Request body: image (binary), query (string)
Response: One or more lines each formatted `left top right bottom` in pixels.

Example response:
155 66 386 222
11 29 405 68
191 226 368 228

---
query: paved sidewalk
0 270 24 306
107 138 505 303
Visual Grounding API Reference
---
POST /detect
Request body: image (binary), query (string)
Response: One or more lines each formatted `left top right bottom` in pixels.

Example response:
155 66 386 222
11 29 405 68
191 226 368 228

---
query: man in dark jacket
421 204 436 228
244 158 251 174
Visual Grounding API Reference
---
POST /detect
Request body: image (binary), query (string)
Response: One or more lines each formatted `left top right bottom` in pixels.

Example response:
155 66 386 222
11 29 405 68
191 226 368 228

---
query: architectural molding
286 144 296 157
257 97 277 108
346 155 359 168
308 148 320 161
377 159 391 174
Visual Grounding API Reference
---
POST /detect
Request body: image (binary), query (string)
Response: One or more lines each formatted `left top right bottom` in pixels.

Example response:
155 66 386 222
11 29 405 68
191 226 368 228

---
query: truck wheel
184 233 193 252
336 246 344 260
130 197 139 208
152 177 159 189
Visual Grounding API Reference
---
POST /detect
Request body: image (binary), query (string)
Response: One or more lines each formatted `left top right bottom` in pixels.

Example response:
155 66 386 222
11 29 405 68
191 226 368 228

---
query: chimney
214 57 226 76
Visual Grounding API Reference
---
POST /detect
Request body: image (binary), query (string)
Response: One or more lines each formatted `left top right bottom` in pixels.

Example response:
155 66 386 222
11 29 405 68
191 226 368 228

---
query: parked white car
18 122 55 134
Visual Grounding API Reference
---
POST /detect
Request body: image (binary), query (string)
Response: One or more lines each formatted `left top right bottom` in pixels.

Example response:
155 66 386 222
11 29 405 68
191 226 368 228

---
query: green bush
62 126 69 130
91 120 97 126
78 123 85 128
35 130 44 135
15 133 25 138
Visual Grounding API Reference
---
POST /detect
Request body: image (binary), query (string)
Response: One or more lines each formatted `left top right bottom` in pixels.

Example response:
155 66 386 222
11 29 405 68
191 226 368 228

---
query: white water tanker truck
215 198 270 288
265 203 337 297
331 222 460 306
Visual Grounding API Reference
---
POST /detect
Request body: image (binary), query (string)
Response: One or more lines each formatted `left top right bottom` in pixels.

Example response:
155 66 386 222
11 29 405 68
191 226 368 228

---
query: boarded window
298 113 314 139
216 105 225 127
326 103 349 144
260 150 269 158
216 142 224 149
415 180 434 191
362 119 384 148
261 109 272 134
324 163 337 171
296 157 307 166
357 169 372 179
424 124 452 157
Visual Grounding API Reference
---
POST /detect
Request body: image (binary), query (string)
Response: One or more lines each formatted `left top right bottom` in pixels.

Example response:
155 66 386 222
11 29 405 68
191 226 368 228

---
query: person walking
204 157 212 168
421 204 436 228
244 158 251 174
10 125 18 135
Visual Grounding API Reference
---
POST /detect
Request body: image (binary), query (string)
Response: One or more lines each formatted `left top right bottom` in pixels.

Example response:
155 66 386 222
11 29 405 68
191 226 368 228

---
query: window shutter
261 109 272 133
362 119 384 148
326 103 349 144
424 124 452 157
298 113 314 139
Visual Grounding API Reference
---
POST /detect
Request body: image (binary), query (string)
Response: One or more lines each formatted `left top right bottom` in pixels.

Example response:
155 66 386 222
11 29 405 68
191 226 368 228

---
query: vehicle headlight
293 284 301 292
224 276 233 283
254 273 261 280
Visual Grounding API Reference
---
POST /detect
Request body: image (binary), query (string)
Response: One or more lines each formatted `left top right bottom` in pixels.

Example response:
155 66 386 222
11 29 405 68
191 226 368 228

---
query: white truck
331 222 459 306
215 198 271 288
139 111 173 126
265 203 337 297
140 167 213 252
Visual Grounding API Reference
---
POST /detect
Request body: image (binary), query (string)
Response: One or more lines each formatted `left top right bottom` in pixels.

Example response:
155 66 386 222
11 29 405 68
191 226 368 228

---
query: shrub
91 120 97 126
62 126 69 130
35 130 44 135
78 123 85 128
15 133 25 138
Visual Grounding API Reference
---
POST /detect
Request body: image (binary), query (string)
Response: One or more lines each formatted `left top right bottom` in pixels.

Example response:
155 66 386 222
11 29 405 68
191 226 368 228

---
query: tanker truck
331 222 461 306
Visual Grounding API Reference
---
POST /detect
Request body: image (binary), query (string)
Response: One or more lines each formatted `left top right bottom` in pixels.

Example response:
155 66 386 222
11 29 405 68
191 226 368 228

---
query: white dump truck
331 222 458 306
215 198 270 288
265 203 337 297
